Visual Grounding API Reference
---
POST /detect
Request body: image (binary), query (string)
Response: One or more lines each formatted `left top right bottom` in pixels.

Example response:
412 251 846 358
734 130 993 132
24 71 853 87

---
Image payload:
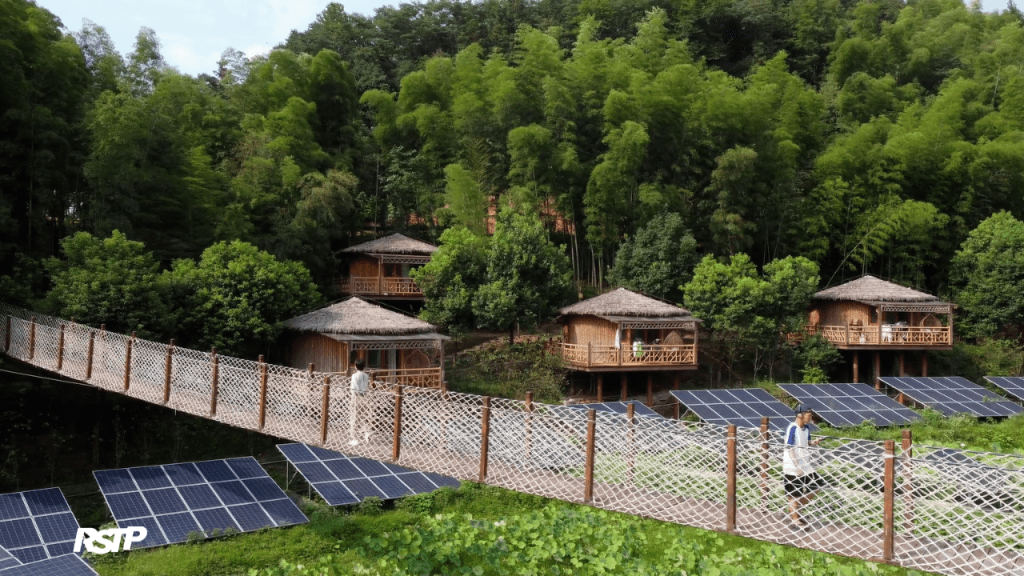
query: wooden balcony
339 276 424 298
793 324 952 350
369 367 443 388
561 342 697 372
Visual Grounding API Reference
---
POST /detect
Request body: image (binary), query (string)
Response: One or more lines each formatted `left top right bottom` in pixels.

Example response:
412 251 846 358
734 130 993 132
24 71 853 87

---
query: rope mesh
2 302 1023 575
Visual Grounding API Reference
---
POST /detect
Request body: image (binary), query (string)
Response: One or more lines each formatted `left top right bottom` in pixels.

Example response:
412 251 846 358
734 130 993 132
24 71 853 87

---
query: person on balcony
349 358 371 446
632 337 644 358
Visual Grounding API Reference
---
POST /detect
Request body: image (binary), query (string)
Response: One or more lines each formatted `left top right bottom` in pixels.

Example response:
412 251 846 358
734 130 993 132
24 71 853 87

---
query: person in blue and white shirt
784 405 824 527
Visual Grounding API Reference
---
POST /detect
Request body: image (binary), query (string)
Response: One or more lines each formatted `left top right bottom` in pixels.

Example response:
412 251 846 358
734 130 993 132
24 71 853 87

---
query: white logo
73 527 148 554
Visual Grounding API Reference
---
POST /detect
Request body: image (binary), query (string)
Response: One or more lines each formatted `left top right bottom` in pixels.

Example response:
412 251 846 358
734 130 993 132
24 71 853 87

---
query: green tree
608 213 698 301
163 241 322 358
474 207 574 345
411 226 491 338
950 211 1024 338
42 231 167 337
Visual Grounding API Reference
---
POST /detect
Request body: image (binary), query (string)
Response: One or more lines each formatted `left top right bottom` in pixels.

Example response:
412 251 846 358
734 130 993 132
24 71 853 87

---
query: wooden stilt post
646 373 653 407
620 373 628 401
726 424 738 533
673 373 681 390
525 391 534 465
852 352 859 383
673 396 680 419
596 374 603 403
874 352 882 391
626 402 635 483
3 316 10 353
258 355 268 431
321 376 332 446
209 347 219 416
163 340 175 404
28 317 35 360
901 429 914 532
584 408 597 503
587 342 592 368
123 332 135 391
86 332 95 381
56 325 65 372
921 352 928 377
759 417 770 508
882 439 896 563
392 385 403 461
479 397 491 483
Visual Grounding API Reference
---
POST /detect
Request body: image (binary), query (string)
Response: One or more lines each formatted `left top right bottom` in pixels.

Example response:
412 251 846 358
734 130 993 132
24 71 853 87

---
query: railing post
163 340 175 404
584 409 597 503
759 417 770 508
209 347 219 416
626 403 635 484
479 397 491 483
3 315 10 353
883 439 896 563
321 375 332 446
845 322 850 346
258 355 268 431
86 332 95 380
57 324 65 372
726 424 738 532
525 391 534 466
28 317 35 360
392 385 403 461
901 430 914 532
587 342 592 368
123 332 135 391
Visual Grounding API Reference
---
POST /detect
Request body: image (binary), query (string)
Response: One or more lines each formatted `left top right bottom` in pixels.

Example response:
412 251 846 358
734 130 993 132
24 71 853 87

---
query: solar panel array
779 383 921 427
0 488 81 564
0 554 97 576
879 377 1024 417
0 546 19 570
277 444 460 506
94 457 307 549
670 388 812 432
984 376 1024 403
566 401 661 418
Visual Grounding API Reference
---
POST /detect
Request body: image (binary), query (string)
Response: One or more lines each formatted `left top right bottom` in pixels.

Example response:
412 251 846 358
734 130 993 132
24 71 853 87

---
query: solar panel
277 444 460 506
779 383 921 427
879 377 1024 417
0 489 81 564
94 457 307 549
566 401 662 418
670 389 812 432
984 376 1024 403
0 546 20 570
0 554 97 576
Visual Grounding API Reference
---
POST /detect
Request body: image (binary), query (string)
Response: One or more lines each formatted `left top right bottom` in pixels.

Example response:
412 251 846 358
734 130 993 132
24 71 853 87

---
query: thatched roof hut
559 288 698 321
341 233 437 256
813 275 944 303
283 297 438 336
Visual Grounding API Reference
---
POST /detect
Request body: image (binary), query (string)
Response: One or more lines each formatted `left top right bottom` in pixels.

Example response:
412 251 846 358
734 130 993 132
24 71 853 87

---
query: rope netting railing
2 302 1024 575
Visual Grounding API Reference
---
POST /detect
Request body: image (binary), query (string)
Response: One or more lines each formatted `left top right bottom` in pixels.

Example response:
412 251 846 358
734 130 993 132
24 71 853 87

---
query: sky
40 0 1015 78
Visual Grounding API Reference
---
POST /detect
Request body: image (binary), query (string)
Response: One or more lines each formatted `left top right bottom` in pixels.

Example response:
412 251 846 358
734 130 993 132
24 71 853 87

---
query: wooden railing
339 276 423 297
793 325 952 346
561 342 697 368
369 367 443 388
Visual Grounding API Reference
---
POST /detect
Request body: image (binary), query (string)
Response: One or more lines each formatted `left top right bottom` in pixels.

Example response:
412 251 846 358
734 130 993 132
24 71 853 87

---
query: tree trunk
509 324 515 348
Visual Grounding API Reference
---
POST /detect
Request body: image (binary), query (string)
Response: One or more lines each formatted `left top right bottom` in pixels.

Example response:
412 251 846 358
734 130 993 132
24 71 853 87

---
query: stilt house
338 233 437 300
799 275 954 382
282 297 448 388
557 288 700 403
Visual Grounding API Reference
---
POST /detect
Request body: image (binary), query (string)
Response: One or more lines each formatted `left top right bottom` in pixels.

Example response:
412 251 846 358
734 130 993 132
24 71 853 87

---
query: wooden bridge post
3 316 10 353
28 317 35 360
646 373 653 407
123 332 135 391
626 403 635 484
726 424 738 533
258 355 268 431
57 325 65 372
596 374 603 403
163 340 175 404
321 375 332 446
479 397 491 483
584 408 597 503
209 348 219 416
524 391 534 466
759 417 770 508
86 332 95 381
391 385 403 461
882 439 896 563
901 430 914 532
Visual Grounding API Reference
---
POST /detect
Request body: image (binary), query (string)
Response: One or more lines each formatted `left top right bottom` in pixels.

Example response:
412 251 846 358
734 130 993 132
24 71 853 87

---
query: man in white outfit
349 359 370 446
784 405 824 528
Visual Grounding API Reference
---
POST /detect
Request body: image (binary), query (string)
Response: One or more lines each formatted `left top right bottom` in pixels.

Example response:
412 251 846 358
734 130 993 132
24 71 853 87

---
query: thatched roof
341 233 437 255
559 288 693 318
282 297 436 335
813 275 939 302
